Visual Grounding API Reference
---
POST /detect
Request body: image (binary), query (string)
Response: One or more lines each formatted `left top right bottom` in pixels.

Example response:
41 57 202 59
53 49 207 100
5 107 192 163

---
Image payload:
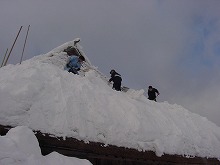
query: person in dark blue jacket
109 69 122 91
65 55 85 74
148 86 160 101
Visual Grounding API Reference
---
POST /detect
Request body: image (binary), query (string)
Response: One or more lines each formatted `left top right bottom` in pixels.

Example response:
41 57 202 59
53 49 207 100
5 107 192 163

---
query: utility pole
20 25 30 64
4 26 23 66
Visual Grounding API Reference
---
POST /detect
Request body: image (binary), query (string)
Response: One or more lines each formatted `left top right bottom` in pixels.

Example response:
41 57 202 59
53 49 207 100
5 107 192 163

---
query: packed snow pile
0 39 220 160
0 126 92 165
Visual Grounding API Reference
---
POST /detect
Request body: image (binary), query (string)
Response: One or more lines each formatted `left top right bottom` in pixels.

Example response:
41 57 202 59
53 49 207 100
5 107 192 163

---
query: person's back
68 56 81 69
148 86 159 101
65 55 85 74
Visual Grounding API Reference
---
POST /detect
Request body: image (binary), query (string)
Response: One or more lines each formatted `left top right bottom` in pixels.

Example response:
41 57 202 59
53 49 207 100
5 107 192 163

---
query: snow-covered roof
0 39 220 160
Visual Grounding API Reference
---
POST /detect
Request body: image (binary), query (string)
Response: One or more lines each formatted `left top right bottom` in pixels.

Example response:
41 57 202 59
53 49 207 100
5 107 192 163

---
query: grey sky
1 0 220 126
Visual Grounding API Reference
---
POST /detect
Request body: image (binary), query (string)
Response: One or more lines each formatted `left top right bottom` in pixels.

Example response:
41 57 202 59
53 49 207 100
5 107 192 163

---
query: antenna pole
1 48 8 68
20 25 30 64
4 26 23 66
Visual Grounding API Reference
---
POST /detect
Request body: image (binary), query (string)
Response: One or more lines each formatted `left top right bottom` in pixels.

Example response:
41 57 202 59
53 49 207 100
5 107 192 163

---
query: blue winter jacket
65 55 82 71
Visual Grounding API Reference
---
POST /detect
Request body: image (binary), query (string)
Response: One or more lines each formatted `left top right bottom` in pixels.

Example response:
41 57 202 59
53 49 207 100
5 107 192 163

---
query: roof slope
0 39 220 160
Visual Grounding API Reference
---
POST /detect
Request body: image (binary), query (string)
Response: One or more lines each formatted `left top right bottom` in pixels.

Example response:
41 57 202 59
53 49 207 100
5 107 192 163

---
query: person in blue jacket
65 55 85 74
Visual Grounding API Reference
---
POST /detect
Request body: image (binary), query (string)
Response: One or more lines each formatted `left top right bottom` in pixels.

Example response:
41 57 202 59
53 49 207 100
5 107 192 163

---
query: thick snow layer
0 126 92 165
0 39 220 159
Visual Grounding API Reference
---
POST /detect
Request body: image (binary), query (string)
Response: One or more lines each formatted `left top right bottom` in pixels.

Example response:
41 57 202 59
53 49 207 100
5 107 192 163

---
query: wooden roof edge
1 124 219 164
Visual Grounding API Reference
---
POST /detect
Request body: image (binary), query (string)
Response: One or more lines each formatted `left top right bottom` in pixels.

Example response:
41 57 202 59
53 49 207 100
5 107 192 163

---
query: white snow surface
0 39 220 160
0 126 92 165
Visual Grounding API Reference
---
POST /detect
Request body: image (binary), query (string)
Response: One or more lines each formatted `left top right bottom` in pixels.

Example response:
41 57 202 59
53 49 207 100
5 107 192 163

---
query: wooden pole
20 25 30 64
1 48 8 68
4 26 23 66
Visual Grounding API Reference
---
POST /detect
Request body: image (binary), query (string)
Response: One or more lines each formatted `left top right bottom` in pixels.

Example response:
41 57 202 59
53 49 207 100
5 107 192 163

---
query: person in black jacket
148 86 160 101
109 69 122 91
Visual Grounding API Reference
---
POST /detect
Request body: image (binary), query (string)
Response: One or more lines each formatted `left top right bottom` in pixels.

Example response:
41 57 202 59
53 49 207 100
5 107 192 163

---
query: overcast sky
1 0 220 126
